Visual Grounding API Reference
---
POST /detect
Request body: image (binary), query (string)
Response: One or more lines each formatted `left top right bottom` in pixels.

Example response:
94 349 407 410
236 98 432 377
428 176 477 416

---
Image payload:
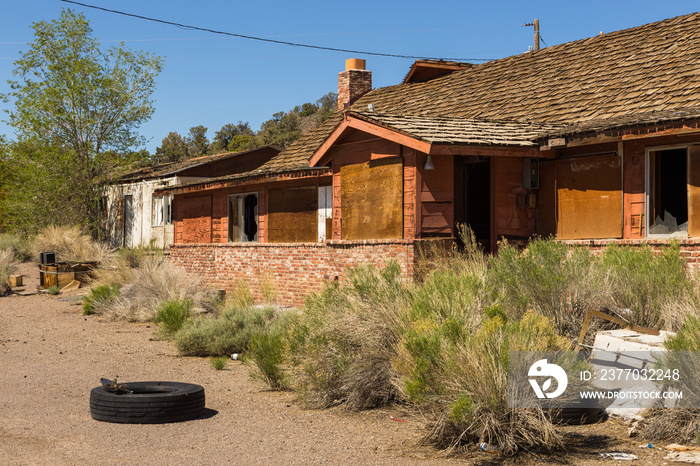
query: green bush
599 242 695 329
210 356 228 370
83 283 120 315
174 305 277 357
486 239 602 339
156 299 192 336
47 285 61 295
247 328 288 390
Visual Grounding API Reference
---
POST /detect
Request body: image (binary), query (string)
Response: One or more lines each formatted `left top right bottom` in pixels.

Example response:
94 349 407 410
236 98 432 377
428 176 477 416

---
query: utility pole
524 19 541 51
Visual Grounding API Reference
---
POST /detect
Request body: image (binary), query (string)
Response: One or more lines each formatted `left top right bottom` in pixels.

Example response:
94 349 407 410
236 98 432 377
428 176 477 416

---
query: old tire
90 381 205 424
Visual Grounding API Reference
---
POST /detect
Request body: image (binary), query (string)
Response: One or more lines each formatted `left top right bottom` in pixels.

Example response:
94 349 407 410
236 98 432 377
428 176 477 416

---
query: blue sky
1 1 698 154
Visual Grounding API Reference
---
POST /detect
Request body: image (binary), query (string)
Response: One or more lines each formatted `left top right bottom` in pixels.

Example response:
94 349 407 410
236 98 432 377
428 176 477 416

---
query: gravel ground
0 263 687 465
0 263 454 466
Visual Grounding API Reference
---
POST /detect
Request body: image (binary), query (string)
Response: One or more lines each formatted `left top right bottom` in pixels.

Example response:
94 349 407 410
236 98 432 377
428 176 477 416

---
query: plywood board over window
268 186 318 243
557 153 622 239
341 158 403 240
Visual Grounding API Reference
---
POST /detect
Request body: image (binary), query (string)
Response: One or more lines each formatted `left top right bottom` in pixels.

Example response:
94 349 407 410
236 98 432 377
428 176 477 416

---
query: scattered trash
638 443 653 449
479 442 498 454
665 451 700 464
665 444 700 452
60 280 81 292
389 416 406 422
231 353 238 360
599 452 638 460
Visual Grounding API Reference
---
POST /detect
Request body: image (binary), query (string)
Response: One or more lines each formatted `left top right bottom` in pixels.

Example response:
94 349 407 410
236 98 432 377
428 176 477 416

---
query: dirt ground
0 262 692 465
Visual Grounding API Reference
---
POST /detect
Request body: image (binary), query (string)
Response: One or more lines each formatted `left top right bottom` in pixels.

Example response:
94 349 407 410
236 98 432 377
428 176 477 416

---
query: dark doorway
454 157 491 251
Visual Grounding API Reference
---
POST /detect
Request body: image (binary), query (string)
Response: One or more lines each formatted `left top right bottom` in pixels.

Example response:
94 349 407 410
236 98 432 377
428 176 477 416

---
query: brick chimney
338 58 372 110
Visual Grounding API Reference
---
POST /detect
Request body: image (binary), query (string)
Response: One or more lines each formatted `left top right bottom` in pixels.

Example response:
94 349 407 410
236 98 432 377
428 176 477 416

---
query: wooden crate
42 271 75 289
10 275 22 287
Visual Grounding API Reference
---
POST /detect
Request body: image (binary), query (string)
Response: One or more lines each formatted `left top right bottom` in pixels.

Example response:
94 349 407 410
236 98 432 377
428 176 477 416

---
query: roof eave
309 113 433 166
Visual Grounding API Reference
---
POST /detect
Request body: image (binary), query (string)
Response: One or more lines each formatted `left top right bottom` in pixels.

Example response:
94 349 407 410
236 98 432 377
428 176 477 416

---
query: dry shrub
100 255 204 321
288 263 405 409
642 409 700 444
642 317 700 443
0 248 15 296
396 309 570 456
32 225 110 262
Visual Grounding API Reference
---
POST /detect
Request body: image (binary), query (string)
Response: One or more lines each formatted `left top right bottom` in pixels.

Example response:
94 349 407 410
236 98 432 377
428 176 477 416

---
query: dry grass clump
32 225 110 263
98 255 205 322
0 248 15 296
642 409 700 444
0 233 33 262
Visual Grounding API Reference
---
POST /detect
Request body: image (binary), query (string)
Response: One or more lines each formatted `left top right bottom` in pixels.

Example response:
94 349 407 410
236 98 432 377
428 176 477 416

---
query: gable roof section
274 12 700 169
403 60 473 83
309 112 559 166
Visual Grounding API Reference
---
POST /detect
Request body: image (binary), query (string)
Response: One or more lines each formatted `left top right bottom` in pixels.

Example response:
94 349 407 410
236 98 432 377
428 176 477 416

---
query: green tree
259 109 301 147
210 121 256 153
0 9 163 234
153 131 189 164
186 125 209 158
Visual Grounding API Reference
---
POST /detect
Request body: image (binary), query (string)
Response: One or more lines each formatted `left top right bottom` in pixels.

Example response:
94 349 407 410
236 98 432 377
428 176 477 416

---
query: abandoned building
149 12 700 306
104 145 281 249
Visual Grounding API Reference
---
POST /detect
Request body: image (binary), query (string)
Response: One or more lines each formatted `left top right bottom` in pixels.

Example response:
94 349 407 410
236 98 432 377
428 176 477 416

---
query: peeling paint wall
104 177 177 249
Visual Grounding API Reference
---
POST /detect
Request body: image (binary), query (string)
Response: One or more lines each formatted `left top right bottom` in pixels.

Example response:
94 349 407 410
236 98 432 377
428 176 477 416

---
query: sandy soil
0 262 690 465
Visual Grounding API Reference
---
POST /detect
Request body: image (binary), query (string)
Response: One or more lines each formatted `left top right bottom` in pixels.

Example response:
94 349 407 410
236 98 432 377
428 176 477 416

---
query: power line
59 0 494 62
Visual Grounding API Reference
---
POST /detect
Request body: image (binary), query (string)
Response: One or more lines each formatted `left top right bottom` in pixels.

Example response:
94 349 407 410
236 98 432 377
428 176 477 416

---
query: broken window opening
647 147 688 236
228 193 258 242
152 194 173 227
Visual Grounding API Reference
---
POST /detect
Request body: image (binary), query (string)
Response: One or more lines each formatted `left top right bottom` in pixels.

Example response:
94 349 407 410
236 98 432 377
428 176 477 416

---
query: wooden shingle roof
115 145 282 182
277 12 700 166
350 112 564 146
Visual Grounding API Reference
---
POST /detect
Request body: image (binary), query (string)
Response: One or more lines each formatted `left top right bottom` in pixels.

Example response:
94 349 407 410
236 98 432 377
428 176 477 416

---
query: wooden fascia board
345 116 433 154
430 144 544 158
552 122 700 148
154 169 332 197
309 115 432 166
309 120 354 167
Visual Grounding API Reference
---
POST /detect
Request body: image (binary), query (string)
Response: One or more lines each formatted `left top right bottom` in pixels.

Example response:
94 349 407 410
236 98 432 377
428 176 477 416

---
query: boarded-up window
268 187 318 243
540 153 622 240
181 196 212 243
341 158 403 240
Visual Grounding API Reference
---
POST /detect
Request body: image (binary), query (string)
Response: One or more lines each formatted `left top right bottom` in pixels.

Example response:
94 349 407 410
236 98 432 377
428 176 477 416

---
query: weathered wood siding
494 157 535 240
419 153 453 236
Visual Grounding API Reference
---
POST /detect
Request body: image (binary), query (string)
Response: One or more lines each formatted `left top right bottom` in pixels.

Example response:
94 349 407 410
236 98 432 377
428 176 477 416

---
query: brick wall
170 239 422 307
338 69 372 109
561 238 700 275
